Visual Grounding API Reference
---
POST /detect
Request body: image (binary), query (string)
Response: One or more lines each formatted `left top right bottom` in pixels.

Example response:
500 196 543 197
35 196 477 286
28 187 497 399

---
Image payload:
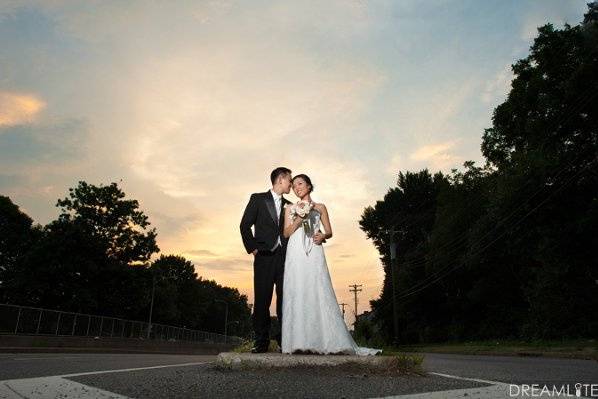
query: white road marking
0 361 214 399
374 371 591 399
2 376 130 399
59 360 213 378
429 371 509 385
375 384 510 398
11 356 90 361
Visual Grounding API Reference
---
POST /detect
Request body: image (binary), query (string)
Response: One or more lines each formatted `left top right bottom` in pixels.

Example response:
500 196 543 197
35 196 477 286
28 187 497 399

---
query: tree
482 3 597 172
479 3 598 338
360 170 448 342
0 185 252 336
148 254 252 336
56 181 159 265
0 196 42 302
360 3 598 344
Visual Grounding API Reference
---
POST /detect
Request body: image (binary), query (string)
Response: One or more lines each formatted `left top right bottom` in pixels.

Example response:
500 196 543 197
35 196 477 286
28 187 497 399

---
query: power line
375 87 598 295
362 43 598 327
374 160 594 314
388 148 598 299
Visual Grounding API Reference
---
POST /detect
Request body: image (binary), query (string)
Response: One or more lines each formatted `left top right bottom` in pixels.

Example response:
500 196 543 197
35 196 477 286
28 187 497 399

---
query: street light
388 229 400 346
147 268 158 339
215 299 229 344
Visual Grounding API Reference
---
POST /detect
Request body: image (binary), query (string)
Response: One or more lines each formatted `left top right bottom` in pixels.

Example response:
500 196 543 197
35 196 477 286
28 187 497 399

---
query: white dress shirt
270 189 282 251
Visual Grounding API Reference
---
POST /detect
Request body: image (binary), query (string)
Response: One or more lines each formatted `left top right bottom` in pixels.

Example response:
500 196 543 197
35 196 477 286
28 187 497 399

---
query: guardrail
0 303 243 345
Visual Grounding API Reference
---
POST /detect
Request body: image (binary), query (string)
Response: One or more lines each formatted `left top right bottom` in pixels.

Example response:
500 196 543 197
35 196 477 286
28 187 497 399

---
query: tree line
0 181 251 337
357 3 597 344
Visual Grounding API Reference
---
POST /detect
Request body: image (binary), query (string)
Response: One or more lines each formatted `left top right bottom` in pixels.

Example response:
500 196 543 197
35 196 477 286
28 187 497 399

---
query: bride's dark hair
292 174 314 193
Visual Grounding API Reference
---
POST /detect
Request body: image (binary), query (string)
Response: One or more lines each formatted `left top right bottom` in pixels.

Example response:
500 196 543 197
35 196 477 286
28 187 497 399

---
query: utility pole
349 284 362 325
339 302 348 318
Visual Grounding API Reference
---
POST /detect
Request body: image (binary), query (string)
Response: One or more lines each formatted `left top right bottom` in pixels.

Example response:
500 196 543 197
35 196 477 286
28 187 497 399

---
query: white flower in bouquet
287 200 316 255
289 200 313 219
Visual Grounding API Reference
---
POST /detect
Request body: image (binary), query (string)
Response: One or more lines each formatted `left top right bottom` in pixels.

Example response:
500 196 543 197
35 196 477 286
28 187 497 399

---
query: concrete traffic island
216 352 423 374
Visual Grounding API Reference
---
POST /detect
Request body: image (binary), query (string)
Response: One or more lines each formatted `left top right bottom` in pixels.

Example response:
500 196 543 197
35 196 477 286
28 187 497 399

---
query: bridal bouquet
288 200 313 220
288 201 316 255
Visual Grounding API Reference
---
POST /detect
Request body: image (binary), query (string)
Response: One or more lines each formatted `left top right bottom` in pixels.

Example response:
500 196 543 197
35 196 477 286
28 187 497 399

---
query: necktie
275 197 281 224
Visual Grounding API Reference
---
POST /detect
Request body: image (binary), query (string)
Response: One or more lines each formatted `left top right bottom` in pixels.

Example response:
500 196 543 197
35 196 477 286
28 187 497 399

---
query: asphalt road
422 353 598 387
0 353 216 381
0 352 596 398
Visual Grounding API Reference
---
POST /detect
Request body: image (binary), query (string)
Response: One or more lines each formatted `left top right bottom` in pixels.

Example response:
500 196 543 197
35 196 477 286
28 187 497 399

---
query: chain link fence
0 303 242 345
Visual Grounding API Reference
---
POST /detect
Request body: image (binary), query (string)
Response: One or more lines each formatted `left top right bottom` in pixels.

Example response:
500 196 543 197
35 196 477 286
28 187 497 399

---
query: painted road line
59 360 214 378
2 376 130 399
374 384 510 398
374 372 592 399
429 371 510 385
0 361 214 399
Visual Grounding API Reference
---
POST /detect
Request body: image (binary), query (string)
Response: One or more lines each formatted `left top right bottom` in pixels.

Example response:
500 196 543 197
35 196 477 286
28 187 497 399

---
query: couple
240 167 381 356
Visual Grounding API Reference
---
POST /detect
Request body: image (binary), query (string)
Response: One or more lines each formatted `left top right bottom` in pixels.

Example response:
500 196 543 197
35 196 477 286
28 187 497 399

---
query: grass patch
380 353 424 375
232 339 279 353
31 339 50 347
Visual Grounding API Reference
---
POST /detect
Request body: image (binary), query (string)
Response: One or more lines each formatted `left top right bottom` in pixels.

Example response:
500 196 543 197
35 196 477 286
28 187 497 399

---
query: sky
0 0 589 325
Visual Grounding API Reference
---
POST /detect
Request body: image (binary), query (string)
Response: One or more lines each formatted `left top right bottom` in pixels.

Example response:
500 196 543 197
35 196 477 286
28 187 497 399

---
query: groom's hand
313 232 325 245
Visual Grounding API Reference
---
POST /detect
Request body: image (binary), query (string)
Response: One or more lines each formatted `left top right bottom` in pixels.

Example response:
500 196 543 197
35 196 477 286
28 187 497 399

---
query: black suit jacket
240 191 291 254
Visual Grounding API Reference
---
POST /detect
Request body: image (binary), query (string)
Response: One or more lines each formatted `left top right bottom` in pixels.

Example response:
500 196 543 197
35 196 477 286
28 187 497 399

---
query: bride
281 174 381 356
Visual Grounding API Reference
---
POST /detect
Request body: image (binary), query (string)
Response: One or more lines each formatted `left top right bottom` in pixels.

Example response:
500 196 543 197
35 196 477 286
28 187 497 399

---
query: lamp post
147 269 157 339
215 299 229 344
389 229 400 346
227 320 240 337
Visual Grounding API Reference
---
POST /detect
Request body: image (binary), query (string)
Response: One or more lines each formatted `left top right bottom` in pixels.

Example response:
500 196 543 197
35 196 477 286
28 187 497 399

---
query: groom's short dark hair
271 167 292 184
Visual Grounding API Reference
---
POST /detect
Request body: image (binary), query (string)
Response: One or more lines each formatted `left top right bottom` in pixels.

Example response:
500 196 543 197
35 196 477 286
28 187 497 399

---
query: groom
240 167 292 353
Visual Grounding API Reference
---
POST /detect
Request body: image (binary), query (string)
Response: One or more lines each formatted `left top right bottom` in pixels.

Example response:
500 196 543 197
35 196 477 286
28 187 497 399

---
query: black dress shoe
251 346 268 353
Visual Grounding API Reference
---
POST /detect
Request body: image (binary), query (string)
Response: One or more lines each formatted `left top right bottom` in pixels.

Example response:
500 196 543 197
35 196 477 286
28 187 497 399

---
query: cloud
482 64 513 104
0 92 45 127
149 210 202 236
0 118 87 169
410 141 462 170
185 249 218 257
520 2 585 41
0 173 24 190
387 154 402 175
194 257 250 273
4 0 587 316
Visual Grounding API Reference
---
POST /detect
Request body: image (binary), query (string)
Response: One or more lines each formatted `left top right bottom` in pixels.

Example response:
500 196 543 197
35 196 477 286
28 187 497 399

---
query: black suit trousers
252 246 284 348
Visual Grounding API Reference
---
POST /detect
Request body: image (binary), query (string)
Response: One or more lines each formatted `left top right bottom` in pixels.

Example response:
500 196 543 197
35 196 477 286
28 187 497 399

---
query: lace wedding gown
281 209 381 355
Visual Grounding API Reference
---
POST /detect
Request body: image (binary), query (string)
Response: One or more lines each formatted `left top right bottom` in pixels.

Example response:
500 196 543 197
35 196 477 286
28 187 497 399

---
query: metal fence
0 303 243 345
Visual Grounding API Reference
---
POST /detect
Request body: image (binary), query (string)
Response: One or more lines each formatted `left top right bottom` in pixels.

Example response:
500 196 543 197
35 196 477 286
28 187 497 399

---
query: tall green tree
360 170 448 342
55 181 159 265
149 254 252 336
479 3 598 338
360 3 598 344
0 196 42 303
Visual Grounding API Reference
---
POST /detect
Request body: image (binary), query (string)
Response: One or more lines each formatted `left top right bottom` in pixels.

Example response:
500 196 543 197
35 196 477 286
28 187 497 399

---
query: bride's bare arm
283 205 303 238
315 203 333 240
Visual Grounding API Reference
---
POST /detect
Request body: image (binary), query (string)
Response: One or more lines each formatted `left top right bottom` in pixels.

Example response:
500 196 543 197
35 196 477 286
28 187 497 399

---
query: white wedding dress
281 208 381 356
